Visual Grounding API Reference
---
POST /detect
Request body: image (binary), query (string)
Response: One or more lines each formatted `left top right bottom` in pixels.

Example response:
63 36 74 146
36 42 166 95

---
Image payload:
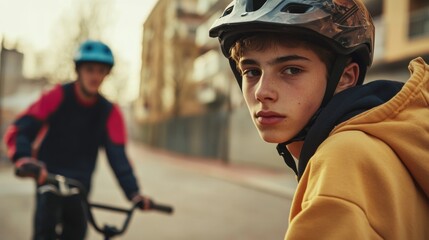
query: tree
41 0 131 102
44 0 114 83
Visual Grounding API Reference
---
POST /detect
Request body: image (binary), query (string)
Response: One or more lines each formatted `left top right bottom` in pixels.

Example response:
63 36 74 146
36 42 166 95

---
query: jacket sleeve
3 85 63 162
104 104 140 200
285 196 379 239
286 169 382 240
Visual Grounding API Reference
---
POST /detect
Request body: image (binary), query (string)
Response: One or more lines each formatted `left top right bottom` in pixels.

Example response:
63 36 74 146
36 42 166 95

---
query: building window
409 0 429 38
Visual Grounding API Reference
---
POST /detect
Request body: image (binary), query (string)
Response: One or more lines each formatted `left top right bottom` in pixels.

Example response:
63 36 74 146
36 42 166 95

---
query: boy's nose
255 74 278 102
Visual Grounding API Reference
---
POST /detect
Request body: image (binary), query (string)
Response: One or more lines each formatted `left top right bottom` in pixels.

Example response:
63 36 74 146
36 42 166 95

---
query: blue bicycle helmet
74 40 115 67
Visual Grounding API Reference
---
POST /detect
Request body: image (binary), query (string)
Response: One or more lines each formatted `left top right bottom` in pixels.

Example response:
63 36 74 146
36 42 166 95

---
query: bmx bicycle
15 162 174 239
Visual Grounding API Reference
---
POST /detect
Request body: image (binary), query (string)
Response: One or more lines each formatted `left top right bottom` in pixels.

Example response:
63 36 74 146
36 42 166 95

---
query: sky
0 0 158 103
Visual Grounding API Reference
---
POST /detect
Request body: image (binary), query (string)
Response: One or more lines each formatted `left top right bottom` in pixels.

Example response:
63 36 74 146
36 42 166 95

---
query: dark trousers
33 191 87 240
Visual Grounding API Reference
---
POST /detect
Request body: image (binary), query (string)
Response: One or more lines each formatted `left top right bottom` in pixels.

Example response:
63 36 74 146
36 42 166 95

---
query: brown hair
230 32 335 75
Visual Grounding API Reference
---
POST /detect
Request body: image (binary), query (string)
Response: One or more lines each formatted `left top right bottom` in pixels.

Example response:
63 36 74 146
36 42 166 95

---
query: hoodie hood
330 57 429 198
297 75 403 180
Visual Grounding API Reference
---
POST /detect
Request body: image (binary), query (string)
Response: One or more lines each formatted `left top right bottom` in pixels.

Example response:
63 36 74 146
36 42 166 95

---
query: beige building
135 0 207 124
382 0 429 64
366 0 429 81
135 0 429 168
133 0 232 159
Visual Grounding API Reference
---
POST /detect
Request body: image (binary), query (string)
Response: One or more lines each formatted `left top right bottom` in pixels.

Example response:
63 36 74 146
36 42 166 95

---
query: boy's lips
255 111 285 125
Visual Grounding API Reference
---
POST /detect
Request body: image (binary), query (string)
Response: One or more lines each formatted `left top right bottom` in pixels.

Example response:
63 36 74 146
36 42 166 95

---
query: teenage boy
3 40 151 239
210 0 429 239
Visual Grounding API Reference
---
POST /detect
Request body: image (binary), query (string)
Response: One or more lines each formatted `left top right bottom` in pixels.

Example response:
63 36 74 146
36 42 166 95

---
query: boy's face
77 62 111 96
238 44 327 143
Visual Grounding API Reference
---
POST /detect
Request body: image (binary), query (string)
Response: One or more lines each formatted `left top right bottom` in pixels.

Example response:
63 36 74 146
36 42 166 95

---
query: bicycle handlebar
15 163 174 238
15 163 173 212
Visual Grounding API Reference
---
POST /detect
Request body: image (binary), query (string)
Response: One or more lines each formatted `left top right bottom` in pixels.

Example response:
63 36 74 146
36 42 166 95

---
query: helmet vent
84 45 93 51
246 0 267 12
281 3 312 14
221 6 234 17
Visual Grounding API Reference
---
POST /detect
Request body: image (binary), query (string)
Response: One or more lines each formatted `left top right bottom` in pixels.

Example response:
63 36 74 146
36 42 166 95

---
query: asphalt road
0 141 296 240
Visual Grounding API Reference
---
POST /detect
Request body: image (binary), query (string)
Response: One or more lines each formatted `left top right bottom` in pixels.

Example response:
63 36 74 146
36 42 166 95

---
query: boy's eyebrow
239 55 310 67
269 55 310 65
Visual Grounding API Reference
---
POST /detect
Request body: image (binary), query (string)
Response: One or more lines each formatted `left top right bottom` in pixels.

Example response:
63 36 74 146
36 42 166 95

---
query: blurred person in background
210 0 429 239
3 40 152 240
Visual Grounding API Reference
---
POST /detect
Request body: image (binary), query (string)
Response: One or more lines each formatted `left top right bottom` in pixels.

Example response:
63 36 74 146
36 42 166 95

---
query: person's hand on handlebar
131 193 153 211
15 157 48 185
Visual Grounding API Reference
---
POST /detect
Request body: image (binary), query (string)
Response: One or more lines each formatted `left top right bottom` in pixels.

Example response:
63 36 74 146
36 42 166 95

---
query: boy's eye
283 67 302 75
242 69 261 78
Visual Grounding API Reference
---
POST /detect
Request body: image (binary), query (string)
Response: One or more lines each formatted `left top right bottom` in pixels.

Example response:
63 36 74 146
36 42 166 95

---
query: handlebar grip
15 162 41 178
152 203 174 214
15 168 27 177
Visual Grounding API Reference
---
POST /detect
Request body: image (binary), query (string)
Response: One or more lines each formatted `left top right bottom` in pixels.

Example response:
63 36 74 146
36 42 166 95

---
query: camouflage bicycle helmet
209 0 374 105
74 40 115 67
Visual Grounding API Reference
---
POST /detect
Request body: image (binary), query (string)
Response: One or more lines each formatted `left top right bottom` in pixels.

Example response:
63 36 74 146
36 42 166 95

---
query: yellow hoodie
285 58 429 240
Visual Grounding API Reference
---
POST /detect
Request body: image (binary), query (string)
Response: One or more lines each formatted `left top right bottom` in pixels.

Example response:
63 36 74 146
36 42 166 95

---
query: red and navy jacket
3 82 140 199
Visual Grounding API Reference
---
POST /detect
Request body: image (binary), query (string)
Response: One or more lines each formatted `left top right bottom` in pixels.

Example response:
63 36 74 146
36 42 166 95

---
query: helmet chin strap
276 108 322 177
320 55 350 108
276 55 349 179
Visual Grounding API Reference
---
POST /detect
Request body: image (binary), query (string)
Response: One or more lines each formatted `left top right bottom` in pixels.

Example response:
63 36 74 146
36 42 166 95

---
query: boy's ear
335 62 360 94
